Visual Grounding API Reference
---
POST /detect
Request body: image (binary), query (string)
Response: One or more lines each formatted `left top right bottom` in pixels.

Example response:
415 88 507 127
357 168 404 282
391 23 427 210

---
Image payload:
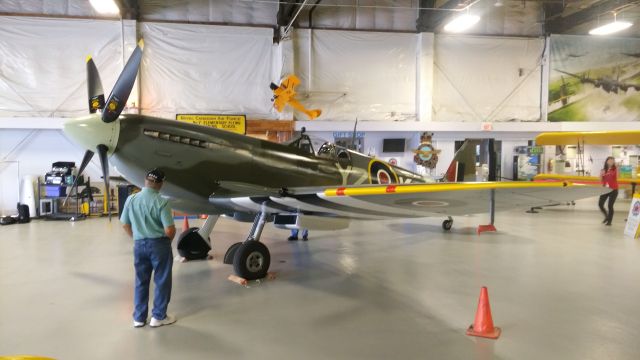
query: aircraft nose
63 114 120 154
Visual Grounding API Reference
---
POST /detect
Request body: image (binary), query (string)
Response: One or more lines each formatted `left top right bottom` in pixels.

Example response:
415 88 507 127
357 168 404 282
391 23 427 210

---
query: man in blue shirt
121 169 177 328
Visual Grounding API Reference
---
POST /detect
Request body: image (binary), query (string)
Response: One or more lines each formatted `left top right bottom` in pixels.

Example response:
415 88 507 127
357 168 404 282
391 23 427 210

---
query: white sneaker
133 320 146 328
149 314 176 327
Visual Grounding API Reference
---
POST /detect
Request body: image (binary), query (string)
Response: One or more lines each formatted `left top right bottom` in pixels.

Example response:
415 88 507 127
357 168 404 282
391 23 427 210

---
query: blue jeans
291 229 309 238
133 238 173 322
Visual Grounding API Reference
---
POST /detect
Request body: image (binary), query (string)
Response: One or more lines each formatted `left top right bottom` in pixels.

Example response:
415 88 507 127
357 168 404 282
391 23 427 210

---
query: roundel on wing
369 161 398 185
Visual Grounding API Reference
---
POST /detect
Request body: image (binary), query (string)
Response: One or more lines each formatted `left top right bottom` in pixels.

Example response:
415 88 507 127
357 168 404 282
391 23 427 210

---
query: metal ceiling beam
114 0 139 20
277 0 303 27
545 0 633 34
416 0 461 33
308 0 323 28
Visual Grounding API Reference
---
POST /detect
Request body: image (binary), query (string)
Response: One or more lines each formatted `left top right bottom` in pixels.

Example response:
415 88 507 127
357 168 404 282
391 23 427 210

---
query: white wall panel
433 35 544 122
139 22 278 119
0 16 123 117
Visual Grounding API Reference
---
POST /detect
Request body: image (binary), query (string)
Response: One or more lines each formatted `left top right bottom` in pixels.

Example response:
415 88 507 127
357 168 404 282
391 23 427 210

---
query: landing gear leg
177 215 219 260
477 189 497 235
224 210 271 280
442 216 453 231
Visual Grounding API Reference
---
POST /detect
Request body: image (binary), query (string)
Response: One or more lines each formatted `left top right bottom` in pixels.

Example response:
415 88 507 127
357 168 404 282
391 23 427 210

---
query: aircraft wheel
442 219 453 231
223 242 243 265
233 241 271 280
177 228 211 260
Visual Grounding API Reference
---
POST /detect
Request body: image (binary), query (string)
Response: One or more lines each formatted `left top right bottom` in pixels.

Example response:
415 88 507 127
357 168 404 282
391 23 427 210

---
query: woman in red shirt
599 156 619 226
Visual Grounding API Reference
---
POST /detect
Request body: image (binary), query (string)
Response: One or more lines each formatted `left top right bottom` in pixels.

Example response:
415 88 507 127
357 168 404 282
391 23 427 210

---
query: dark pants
291 229 309 239
599 189 618 224
133 238 173 322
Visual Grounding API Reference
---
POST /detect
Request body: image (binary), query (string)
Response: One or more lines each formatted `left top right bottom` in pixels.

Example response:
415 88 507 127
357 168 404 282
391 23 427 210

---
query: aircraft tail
445 139 497 182
445 140 474 182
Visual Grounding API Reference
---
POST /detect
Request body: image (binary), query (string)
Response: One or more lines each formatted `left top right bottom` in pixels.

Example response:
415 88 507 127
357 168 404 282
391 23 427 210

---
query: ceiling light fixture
589 13 632 35
89 0 120 15
444 9 481 33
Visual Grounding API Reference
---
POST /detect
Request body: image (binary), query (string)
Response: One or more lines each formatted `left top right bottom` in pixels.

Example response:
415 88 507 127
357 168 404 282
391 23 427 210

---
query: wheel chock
228 274 248 286
175 255 213 263
227 272 278 286
477 224 496 235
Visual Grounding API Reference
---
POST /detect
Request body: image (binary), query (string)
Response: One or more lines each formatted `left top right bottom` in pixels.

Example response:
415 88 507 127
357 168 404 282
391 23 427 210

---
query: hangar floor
1 198 639 359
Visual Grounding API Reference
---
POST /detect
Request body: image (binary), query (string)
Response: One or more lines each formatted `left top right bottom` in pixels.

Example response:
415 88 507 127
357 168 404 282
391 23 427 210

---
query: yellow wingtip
138 38 144 49
86 55 92 63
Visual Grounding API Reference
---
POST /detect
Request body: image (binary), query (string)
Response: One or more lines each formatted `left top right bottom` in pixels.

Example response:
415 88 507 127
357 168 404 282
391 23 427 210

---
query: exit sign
481 122 493 131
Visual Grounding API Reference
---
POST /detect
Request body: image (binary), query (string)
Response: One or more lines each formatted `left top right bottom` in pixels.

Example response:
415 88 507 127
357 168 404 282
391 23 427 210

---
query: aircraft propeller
64 39 144 220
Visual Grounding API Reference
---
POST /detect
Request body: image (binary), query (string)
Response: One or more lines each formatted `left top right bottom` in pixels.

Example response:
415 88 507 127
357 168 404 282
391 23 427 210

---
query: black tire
442 220 453 231
177 227 211 260
233 241 271 280
223 242 243 265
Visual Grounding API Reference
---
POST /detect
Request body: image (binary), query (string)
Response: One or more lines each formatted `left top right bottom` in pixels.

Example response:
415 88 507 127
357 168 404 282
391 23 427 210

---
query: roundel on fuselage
368 160 398 185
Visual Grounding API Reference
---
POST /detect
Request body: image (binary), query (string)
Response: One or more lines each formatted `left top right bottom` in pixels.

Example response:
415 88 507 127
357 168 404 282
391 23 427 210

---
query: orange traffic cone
466 286 501 339
182 216 190 233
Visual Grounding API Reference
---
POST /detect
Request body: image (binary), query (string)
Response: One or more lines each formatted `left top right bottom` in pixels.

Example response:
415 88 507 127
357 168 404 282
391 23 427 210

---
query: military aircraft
556 69 640 94
63 40 606 280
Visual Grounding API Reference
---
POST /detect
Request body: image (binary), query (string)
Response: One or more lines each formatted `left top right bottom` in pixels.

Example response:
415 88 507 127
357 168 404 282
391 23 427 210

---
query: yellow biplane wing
535 130 640 146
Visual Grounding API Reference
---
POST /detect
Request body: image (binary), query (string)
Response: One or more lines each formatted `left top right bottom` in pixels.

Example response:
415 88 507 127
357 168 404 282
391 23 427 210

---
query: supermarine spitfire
63 40 606 280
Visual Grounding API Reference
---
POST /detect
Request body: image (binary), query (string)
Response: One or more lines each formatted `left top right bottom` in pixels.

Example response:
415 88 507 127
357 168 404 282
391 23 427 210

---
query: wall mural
548 35 640 122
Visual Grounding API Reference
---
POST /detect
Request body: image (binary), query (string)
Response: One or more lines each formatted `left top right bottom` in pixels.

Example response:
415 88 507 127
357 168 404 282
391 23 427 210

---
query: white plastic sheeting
0 0 97 17
292 29 420 121
140 0 278 25
433 35 544 122
0 16 123 117
140 22 278 119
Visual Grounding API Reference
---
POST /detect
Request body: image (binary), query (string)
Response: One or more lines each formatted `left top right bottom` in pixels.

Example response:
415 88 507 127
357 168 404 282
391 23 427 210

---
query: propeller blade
102 39 144 123
63 150 94 206
86 56 105 113
96 144 111 221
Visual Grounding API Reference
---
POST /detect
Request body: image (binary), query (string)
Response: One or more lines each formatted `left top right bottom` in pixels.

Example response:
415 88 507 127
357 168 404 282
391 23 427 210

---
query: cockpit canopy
286 134 353 168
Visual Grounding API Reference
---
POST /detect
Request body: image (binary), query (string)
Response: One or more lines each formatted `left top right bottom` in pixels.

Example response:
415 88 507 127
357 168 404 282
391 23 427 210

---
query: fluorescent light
89 0 120 15
444 14 481 33
589 20 632 35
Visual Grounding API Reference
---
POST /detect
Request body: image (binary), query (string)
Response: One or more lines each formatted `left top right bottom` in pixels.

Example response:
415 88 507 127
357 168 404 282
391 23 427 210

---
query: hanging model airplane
270 74 322 120
62 40 607 280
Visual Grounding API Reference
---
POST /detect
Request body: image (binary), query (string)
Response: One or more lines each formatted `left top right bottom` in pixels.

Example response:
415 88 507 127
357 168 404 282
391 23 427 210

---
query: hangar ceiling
0 0 639 36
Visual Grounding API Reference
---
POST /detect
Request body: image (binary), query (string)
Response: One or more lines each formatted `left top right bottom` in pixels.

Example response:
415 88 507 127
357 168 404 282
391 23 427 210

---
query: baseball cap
146 168 166 183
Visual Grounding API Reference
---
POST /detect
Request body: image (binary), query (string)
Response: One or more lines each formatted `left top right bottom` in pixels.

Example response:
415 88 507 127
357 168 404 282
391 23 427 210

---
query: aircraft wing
621 83 640 92
535 174 639 187
556 70 595 84
214 181 607 219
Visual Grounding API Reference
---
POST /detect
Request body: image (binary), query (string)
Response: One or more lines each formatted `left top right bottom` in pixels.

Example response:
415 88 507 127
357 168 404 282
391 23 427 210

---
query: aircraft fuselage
106 115 426 214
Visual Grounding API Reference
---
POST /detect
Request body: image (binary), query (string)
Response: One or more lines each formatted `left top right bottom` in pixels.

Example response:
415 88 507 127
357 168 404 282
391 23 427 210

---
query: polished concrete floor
1 198 639 359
